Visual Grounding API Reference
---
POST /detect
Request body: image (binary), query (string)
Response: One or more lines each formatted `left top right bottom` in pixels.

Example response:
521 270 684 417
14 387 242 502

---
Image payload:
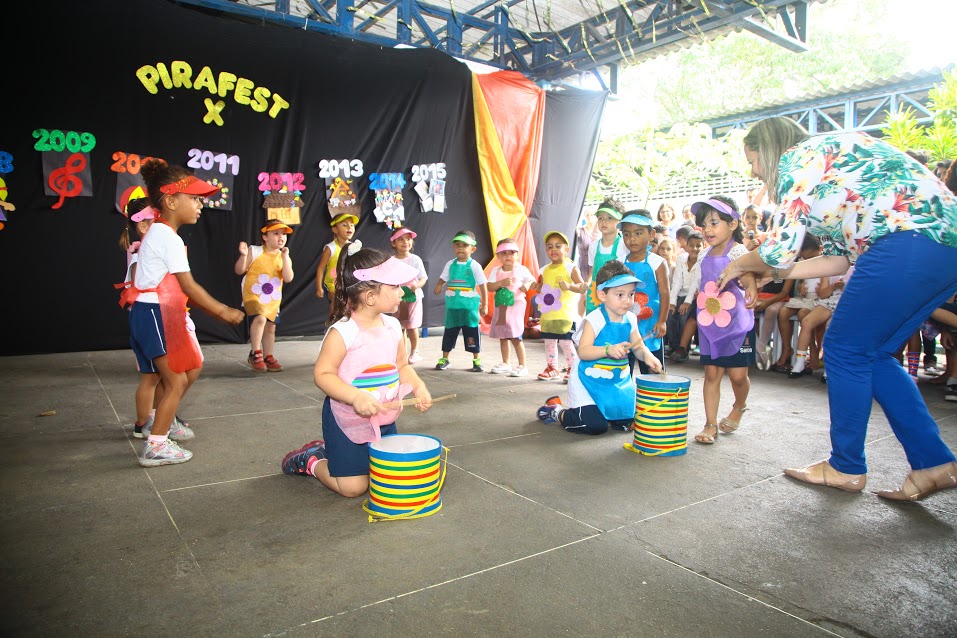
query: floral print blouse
758 132 957 267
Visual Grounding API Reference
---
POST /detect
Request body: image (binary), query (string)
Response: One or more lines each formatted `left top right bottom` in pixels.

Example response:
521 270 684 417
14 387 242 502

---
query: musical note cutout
42 150 92 210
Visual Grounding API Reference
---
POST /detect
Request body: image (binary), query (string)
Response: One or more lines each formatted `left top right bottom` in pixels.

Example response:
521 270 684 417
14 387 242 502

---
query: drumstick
380 393 457 410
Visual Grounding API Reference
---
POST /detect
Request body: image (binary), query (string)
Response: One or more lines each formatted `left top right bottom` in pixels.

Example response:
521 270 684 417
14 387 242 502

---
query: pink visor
390 227 417 241
353 257 420 286
130 206 157 223
495 242 520 254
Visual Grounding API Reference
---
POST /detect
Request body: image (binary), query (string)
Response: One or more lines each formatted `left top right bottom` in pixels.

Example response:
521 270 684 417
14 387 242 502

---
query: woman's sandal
718 405 747 434
694 423 719 444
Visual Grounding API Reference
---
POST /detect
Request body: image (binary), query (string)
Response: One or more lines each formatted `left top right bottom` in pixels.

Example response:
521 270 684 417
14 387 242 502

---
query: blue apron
578 306 635 421
624 251 662 352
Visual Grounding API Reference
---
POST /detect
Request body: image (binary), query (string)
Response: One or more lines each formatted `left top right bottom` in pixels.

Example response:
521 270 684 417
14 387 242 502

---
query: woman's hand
715 262 743 291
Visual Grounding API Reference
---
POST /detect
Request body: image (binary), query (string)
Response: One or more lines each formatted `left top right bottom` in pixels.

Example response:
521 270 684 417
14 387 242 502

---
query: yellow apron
242 249 284 320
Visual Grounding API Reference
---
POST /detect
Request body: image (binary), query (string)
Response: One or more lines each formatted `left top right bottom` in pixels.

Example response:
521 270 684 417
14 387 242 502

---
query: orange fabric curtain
472 71 546 332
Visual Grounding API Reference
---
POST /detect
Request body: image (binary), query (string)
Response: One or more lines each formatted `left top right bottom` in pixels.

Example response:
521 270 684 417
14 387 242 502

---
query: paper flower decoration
401 286 416 303
534 284 563 313
696 280 736 327
495 287 515 307
632 291 654 320
252 274 283 304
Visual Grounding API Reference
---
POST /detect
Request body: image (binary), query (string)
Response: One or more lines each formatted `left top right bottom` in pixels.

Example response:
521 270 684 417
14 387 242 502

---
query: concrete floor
1 334 955 637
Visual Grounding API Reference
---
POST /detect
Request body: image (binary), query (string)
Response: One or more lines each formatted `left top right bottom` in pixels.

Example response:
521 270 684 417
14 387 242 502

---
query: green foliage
880 69 957 163
882 107 929 153
589 123 751 204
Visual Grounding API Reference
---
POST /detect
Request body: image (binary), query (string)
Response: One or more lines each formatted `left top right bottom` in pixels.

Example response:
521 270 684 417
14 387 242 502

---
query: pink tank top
329 315 411 444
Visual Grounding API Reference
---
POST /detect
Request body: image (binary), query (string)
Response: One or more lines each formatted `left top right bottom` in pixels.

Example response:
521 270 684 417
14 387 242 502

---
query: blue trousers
824 232 957 475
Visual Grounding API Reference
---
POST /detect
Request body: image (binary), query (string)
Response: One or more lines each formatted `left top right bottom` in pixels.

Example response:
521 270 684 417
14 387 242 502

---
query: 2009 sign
33 129 96 153
318 159 363 179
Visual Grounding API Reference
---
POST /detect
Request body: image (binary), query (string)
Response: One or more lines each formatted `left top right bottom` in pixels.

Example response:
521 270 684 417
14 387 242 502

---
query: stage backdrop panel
0 0 604 355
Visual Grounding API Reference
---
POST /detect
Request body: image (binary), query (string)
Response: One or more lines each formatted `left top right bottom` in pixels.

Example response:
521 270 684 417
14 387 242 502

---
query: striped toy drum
363 434 446 522
624 374 690 457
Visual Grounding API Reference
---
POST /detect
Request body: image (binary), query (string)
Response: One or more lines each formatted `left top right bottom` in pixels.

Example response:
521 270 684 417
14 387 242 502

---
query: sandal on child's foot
694 424 719 444
719 405 747 434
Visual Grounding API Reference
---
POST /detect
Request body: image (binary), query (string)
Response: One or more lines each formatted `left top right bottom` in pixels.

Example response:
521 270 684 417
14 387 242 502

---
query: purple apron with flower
697 242 754 359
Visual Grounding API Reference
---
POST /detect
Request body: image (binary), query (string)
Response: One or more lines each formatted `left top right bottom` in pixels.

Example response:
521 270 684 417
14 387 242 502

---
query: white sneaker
509 365 529 377
924 363 944 376
490 362 512 374
142 416 195 441
408 351 422 364
138 439 193 467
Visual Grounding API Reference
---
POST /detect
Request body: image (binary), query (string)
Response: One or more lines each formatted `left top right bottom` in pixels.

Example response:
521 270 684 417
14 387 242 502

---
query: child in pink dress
389 227 428 364
487 238 535 377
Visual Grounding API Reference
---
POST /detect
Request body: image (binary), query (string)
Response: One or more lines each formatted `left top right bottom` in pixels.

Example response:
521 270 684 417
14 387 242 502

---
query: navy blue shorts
700 328 756 369
321 397 397 477
129 302 167 373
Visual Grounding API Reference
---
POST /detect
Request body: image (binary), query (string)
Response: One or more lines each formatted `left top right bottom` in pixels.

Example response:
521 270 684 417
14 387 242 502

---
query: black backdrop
1 0 605 355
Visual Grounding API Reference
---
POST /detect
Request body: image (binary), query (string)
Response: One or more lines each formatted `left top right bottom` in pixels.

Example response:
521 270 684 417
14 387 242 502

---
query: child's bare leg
500 339 511 365
721 367 750 432
695 364 723 443
407 328 419 353
513 339 527 367
262 321 277 358
149 356 190 437
792 307 827 373
776 308 796 366
309 460 369 498
135 373 160 424
250 315 267 352
679 317 697 348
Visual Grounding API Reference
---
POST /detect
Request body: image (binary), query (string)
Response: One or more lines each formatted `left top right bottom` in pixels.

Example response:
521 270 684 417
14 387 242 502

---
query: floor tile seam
176 404 320 422
262 534 603 638
643 551 846 636
87 357 123 425
445 460 606 533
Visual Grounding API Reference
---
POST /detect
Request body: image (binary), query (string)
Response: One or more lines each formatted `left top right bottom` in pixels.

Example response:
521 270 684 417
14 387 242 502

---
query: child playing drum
536 260 662 434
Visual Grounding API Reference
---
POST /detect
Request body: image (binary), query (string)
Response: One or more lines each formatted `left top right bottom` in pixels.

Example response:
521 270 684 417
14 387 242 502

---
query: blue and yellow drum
624 374 690 457
363 434 446 522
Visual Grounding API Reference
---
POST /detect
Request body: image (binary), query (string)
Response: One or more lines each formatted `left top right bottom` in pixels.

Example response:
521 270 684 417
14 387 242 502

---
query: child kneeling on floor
537 260 662 434
281 245 432 497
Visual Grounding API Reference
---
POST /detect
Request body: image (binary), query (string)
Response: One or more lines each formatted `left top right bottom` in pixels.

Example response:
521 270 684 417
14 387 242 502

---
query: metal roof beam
739 1 808 53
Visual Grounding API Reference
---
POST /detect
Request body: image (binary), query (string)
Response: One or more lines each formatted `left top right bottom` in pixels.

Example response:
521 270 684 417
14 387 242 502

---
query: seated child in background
537 260 662 434
235 220 295 372
668 230 703 361
768 234 822 373
487 238 535 377
789 266 854 378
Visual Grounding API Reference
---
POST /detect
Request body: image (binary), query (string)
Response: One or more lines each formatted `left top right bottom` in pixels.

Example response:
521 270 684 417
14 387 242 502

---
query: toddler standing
487 238 535 376
316 212 358 304
389 227 428 364
584 199 628 316
120 159 244 466
433 230 488 371
532 231 585 382
689 196 757 445
235 220 295 372
619 211 669 373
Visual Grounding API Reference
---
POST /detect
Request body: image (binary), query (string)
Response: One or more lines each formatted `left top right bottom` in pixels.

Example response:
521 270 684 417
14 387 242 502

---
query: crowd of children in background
116 163 957 481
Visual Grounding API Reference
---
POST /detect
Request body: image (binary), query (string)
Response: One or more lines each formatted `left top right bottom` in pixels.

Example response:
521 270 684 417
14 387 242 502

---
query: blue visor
597 273 643 291
618 214 654 228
